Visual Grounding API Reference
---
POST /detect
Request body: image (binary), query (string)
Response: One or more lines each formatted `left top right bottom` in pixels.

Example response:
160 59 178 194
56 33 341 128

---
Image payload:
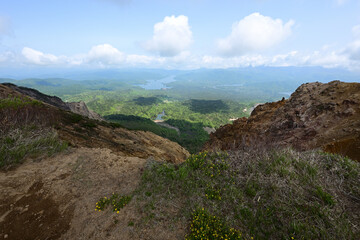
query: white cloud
271 51 299 66
20 44 126 67
13 45 357 70
22 47 60 65
7 33 360 71
199 49 356 70
304 50 350 68
143 15 193 57
217 13 294 56
87 44 125 65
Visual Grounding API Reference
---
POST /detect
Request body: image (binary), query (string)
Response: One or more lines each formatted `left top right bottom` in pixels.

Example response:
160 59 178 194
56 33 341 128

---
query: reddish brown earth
204 81 360 161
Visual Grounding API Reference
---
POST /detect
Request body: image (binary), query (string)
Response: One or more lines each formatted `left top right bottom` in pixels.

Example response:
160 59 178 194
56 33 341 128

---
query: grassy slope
99 148 360 240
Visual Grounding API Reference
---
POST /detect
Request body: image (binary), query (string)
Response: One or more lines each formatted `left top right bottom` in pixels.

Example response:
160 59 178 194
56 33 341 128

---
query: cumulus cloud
20 44 126 67
218 13 294 56
143 15 193 57
87 44 125 65
22 47 60 65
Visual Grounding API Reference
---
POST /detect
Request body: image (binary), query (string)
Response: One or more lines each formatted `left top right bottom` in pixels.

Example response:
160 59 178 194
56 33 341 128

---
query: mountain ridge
2 82 103 121
204 80 360 161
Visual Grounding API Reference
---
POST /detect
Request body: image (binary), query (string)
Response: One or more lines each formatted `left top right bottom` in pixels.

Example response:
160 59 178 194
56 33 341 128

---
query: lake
136 75 176 90
156 110 166 121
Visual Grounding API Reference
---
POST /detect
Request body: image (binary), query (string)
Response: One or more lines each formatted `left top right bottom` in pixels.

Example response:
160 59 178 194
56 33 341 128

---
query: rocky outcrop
2 83 103 121
204 81 360 161
66 101 103 121
2 83 71 111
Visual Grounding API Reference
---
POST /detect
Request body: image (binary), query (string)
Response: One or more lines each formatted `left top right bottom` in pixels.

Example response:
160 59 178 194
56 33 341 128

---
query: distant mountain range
1 66 359 82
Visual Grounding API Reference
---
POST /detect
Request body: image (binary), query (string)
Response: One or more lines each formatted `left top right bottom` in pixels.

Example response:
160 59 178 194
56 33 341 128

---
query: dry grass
0 126 68 169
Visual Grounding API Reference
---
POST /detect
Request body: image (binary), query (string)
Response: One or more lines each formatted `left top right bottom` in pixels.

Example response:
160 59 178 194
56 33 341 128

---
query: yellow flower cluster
186 208 242 240
94 193 131 213
186 151 208 170
205 185 222 200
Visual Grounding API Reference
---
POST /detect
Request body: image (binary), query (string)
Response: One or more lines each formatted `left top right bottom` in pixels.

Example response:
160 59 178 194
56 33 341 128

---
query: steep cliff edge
66 101 103 121
204 81 360 161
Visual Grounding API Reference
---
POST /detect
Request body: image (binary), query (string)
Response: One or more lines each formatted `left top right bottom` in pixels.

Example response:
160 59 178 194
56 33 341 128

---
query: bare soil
0 147 153 240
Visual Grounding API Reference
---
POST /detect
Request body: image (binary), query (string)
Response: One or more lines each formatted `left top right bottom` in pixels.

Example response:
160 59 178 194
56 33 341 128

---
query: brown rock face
66 101 103 121
204 81 360 161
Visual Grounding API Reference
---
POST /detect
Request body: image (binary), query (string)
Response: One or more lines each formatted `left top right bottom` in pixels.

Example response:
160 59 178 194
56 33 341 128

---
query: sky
1 0 360 71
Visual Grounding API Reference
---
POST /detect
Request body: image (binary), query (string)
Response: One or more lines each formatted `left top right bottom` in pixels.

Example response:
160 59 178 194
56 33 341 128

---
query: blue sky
1 0 360 70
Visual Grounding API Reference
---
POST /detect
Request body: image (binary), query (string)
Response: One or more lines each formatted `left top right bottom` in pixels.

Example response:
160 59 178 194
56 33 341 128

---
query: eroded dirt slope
0 147 164 239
